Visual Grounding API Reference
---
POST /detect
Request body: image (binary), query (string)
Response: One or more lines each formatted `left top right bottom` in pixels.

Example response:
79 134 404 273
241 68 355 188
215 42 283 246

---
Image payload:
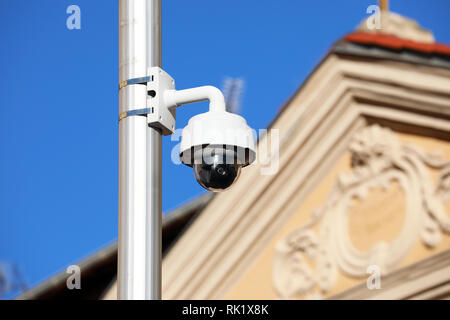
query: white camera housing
141 67 256 191
179 110 256 166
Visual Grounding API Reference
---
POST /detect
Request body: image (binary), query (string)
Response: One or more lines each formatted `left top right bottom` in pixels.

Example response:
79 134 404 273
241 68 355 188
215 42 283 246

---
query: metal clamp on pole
118 107 153 121
119 76 152 90
118 68 177 135
118 83 151 122
118 76 153 122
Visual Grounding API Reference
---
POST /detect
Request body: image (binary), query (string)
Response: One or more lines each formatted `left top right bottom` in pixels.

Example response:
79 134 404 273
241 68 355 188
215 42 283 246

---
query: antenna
223 77 245 114
0 262 27 299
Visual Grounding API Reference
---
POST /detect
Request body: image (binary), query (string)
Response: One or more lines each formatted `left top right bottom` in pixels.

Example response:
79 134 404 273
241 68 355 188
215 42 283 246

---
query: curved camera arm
145 67 226 135
164 86 226 112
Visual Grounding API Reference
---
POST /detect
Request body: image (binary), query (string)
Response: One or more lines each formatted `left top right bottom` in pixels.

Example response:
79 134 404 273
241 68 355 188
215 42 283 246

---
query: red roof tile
344 32 450 56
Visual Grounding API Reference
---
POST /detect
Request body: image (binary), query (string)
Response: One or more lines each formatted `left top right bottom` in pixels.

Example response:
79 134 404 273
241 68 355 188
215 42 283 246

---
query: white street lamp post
118 0 162 300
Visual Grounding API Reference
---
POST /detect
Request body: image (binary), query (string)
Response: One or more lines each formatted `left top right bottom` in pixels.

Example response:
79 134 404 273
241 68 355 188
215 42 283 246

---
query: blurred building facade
20 11 450 300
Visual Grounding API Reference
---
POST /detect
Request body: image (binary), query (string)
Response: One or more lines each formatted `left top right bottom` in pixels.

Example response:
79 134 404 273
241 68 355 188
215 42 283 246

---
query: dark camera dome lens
193 162 241 192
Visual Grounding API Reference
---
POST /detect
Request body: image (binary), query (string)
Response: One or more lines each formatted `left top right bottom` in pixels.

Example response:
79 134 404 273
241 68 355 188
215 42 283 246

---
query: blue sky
1 0 450 297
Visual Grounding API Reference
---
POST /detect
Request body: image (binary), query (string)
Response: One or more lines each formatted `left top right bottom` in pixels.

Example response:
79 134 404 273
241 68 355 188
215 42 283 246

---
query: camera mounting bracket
146 67 227 136
118 67 227 136
146 67 177 136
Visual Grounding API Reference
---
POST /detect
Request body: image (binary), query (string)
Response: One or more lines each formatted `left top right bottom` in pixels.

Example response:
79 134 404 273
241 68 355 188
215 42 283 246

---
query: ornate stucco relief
273 124 450 299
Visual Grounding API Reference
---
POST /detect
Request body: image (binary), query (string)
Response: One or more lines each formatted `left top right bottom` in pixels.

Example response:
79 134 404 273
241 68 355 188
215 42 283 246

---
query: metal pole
118 0 162 300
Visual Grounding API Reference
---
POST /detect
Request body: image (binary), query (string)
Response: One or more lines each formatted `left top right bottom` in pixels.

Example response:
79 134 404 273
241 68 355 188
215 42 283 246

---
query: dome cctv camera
145 68 256 192
179 110 256 192
192 147 242 192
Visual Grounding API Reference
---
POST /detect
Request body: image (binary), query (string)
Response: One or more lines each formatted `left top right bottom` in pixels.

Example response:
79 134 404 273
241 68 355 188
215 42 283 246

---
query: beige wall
224 131 450 299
